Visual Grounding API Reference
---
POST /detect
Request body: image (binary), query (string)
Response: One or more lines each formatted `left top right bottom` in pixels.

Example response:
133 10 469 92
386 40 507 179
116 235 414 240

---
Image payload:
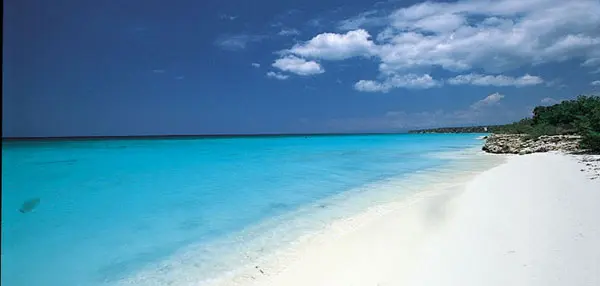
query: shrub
495 95 600 152
526 123 559 139
580 131 600 151
491 118 534 134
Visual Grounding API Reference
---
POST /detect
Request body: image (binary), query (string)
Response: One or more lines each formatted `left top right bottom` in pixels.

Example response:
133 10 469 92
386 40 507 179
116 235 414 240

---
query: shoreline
207 149 507 286
222 152 505 286
119 147 506 285
214 152 599 286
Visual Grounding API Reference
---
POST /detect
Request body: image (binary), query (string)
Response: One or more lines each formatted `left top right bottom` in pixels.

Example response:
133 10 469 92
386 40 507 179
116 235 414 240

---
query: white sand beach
221 152 600 286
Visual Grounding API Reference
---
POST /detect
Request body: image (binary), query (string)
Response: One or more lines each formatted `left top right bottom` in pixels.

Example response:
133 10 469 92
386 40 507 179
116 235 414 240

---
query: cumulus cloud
354 80 388 93
591 80 600 86
376 0 600 73
277 0 600 85
448 74 543 87
471 92 505 109
251 63 261 68
272 55 325 76
266 71 289 80
355 74 440 92
288 29 376 60
215 34 265 51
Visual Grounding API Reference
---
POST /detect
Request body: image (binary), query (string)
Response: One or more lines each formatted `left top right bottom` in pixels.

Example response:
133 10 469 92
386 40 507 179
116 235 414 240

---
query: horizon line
2 131 413 142
2 124 502 142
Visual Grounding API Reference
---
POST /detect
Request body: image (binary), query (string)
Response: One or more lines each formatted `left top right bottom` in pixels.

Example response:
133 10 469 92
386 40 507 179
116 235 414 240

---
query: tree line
491 95 600 151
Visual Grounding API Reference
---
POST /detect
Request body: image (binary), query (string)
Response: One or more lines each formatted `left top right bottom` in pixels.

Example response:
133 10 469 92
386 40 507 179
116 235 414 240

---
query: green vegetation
491 95 600 151
488 118 534 134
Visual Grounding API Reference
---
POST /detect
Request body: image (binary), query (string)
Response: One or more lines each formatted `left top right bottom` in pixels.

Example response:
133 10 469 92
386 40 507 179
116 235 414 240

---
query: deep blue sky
3 0 600 137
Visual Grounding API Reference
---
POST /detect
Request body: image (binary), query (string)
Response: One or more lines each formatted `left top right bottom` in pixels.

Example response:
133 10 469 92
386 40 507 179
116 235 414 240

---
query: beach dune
226 153 600 286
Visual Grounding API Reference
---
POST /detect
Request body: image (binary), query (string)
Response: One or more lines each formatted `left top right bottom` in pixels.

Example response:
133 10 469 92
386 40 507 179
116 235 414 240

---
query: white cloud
385 0 600 73
582 58 600 67
354 80 389 93
277 0 600 84
591 80 600 86
392 12 466 33
337 11 387 31
279 28 300 36
152 69 165 73
272 55 325 76
251 63 261 68
355 74 440 92
266 71 289 80
471 92 505 109
288 29 376 60
215 35 265 51
541 97 559 105
448 74 543 87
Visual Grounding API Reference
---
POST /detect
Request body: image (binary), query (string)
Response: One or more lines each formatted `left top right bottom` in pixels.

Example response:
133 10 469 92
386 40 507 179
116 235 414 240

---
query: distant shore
408 126 498 134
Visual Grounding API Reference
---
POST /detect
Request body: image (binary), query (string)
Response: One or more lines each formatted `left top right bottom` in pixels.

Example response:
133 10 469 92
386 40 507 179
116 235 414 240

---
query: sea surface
2 134 496 286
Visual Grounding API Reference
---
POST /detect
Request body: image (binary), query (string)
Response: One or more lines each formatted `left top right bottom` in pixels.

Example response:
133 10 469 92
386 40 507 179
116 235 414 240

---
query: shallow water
2 134 491 286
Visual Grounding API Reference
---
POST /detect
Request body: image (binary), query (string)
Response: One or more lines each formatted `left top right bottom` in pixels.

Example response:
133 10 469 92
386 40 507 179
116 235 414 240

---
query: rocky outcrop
482 134 527 154
577 155 600 180
482 134 581 154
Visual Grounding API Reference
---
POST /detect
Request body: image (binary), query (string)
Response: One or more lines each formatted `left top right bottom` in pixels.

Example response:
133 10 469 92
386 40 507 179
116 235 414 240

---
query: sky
3 0 600 137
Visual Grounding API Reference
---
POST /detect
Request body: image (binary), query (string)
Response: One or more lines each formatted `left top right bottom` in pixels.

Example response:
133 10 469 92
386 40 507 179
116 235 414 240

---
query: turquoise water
2 134 488 286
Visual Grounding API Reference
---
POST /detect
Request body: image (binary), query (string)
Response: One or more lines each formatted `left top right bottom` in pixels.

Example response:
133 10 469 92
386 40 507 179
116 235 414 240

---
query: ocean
1 134 499 286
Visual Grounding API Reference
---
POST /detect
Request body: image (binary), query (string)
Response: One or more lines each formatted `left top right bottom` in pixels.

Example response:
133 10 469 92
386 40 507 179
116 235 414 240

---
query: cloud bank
272 0 600 91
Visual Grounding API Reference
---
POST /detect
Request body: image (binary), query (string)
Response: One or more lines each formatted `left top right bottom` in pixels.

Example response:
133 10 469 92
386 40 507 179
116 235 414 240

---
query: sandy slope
225 152 600 286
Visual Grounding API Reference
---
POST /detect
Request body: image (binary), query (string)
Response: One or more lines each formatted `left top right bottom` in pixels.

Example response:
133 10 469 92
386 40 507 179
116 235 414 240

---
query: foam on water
2 134 497 286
